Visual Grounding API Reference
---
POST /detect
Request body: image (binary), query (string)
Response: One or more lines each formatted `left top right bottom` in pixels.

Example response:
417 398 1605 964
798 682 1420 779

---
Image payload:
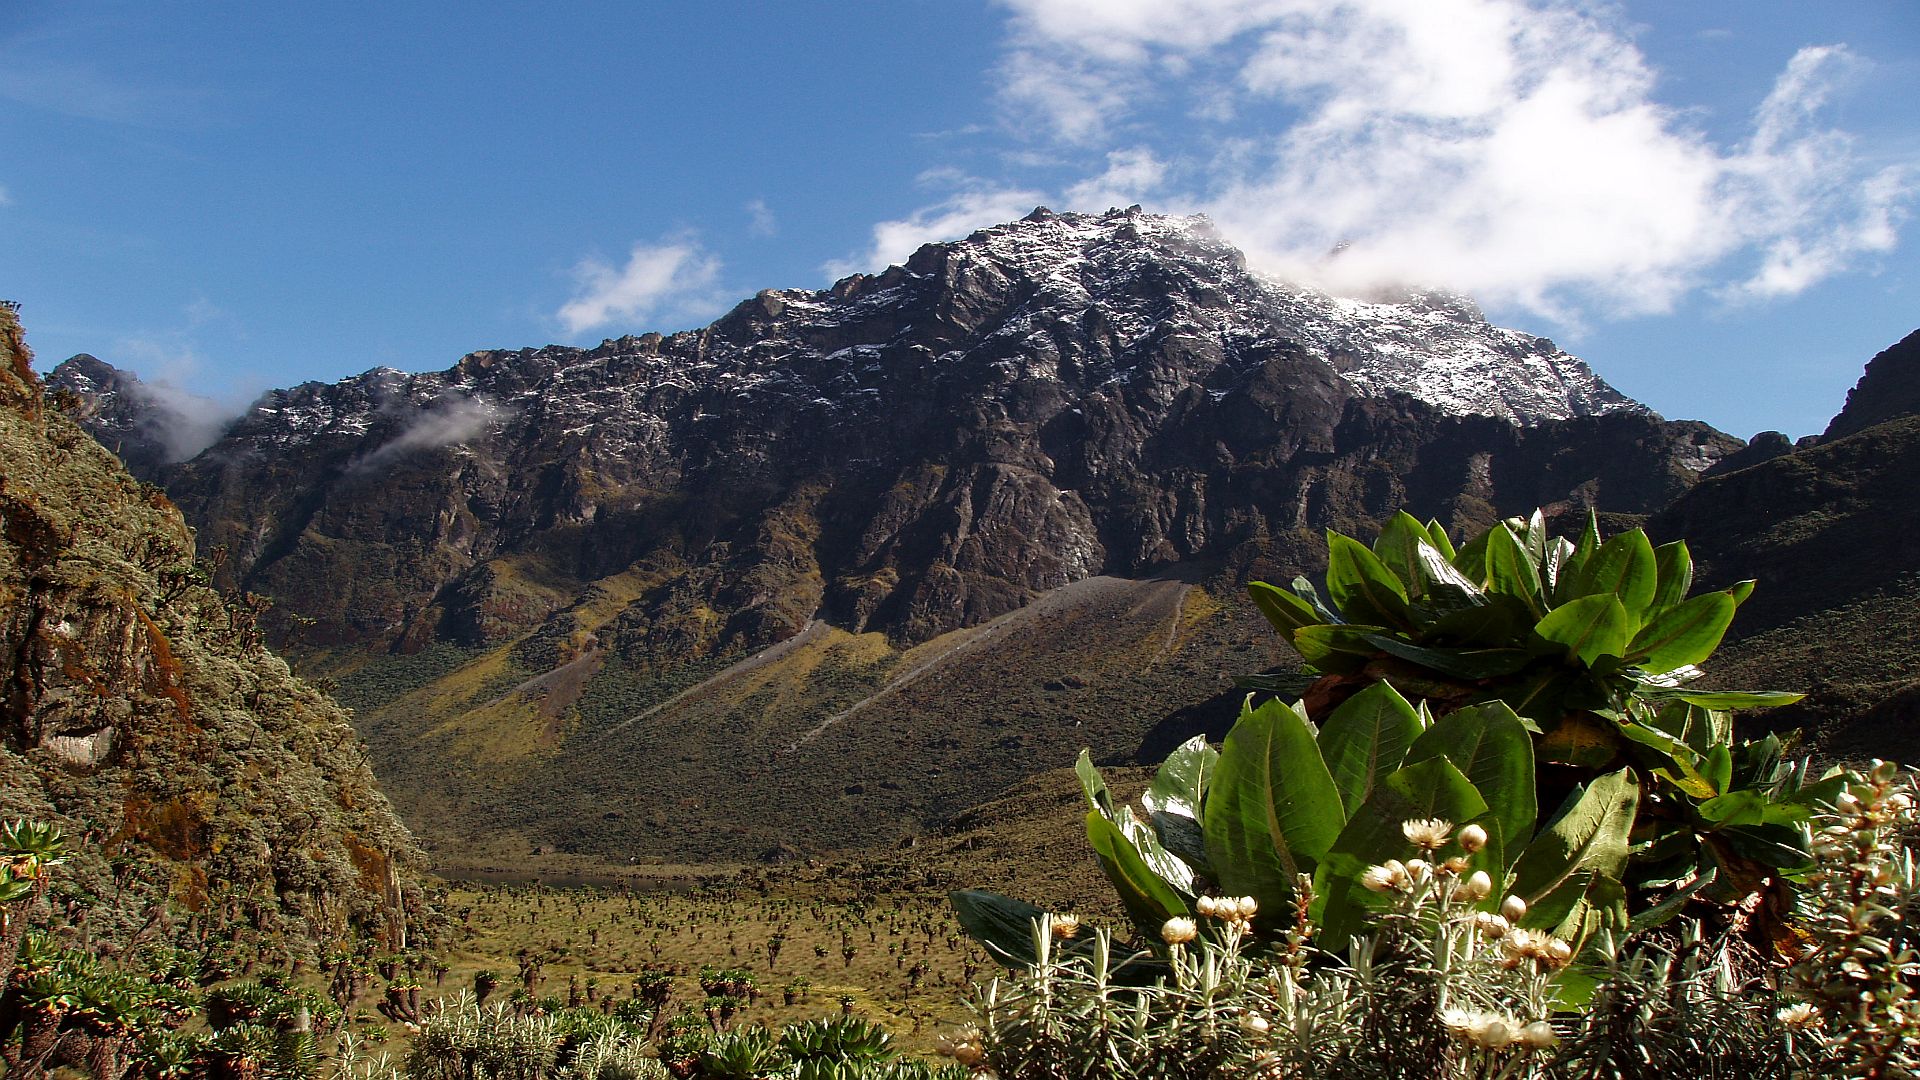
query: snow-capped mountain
47 206 1748 863
54 206 1719 653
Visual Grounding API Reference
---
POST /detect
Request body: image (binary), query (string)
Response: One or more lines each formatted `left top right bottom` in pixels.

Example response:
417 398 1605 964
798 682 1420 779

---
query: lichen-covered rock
1 305 419 958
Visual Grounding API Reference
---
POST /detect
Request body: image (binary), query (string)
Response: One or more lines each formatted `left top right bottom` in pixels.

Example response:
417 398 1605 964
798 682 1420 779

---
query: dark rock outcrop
1824 328 1920 440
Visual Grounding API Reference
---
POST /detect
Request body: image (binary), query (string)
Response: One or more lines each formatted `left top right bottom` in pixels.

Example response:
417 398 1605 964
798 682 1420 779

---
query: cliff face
0 306 417 955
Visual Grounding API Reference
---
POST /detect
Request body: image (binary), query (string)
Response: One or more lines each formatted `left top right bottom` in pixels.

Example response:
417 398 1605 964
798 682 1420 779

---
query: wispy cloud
349 394 502 475
824 174 1048 278
556 236 724 336
109 335 251 462
0 22 208 128
961 0 1914 322
0 184 12 207
746 198 777 237
1063 147 1168 212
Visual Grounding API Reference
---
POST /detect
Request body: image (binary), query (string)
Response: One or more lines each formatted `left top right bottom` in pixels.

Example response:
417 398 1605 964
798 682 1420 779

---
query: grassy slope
331 563 1286 872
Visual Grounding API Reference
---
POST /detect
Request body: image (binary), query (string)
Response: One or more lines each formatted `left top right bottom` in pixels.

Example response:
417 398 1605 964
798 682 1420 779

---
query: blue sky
2 1 1916 441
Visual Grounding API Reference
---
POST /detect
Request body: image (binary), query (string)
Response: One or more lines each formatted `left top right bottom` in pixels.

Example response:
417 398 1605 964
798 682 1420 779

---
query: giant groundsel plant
956 511 1835 969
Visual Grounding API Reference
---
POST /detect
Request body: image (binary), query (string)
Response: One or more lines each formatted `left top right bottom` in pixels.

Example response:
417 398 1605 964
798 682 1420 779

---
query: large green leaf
1533 594 1631 665
1316 682 1423 816
1404 701 1536 862
1650 540 1694 614
1419 596 1527 648
1149 810 1213 880
1372 512 1436 598
1411 539 1488 614
1326 532 1413 629
1541 537 1577 605
1637 688 1805 710
1314 757 1489 950
1626 591 1735 673
1291 624 1388 672
1364 635 1533 679
1142 735 1218 823
1573 529 1658 625
1483 525 1545 617
1566 510 1602 581
1451 526 1492 584
1075 749 1117 818
949 890 1049 968
1087 811 1191 938
949 890 1164 981
1204 697 1346 916
1249 581 1321 637
1509 770 1639 945
1288 576 1344 623
1425 519 1456 562
1080 750 1196 912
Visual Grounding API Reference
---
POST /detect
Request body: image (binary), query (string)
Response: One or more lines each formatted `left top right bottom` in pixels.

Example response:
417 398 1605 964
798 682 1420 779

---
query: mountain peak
876 207 1634 423
1823 327 1920 441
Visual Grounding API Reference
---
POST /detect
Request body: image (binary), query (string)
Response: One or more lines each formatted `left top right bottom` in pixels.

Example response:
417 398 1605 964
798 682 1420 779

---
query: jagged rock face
1 308 418 950
1824 328 1920 441
94 211 1713 662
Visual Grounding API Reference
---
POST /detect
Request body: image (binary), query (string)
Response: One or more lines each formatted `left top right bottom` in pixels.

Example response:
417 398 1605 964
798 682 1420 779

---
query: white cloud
350 394 501 474
1721 46 1909 300
824 181 1049 278
1063 147 1168 212
109 337 250 461
981 0 1914 321
746 198 777 237
0 184 11 207
996 49 1132 145
557 238 723 336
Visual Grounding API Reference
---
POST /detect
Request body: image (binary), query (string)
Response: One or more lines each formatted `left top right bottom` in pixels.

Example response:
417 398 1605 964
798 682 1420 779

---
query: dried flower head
1161 916 1198 945
1442 1007 1519 1049
1362 864 1403 893
1518 1020 1558 1050
1458 823 1489 853
1501 894 1528 922
1471 912 1511 940
1403 818 1454 851
1776 1003 1821 1030
939 1028 987 1066
1464 870 1494 902
1050 913 1081 939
